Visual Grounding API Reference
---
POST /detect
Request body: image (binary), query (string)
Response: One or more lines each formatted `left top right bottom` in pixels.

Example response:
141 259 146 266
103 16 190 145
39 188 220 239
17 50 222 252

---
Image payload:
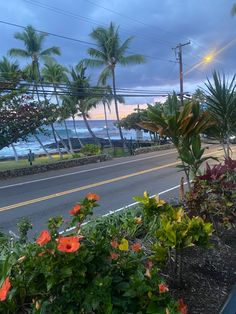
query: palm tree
85 22 145 141
9 25 62 158
99 85 124 147
66 63 100 145
203 71 236 157
42 60 74 153
0 56 20 81
61 96 84 148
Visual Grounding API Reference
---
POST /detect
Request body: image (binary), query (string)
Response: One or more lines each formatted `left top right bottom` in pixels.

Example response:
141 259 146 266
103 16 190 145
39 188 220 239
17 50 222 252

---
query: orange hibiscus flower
0 277 11 301
86 193 100 201
159 283 169 293
69 204 81 215
111 240 119 248
110 252 119 260
57 236 81 253
177 299 188 314
131 243 142 252
36 230 51 246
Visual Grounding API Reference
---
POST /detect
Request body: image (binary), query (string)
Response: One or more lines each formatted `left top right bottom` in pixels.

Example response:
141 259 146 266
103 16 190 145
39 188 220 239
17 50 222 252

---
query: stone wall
133 144 175 155
0 154 112 180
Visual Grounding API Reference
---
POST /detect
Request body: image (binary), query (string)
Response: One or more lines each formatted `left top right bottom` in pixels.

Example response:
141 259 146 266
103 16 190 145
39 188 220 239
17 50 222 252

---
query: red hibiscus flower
0 277 11 301
177 298 188 314
69 204 81 215
131 243 142 252
36 230 51 246
86 193 100 201
159 283 169 293
57 236 81 253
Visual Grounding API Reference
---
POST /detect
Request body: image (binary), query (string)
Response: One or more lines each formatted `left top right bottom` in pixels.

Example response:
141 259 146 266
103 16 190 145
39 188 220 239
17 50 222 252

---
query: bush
187 158 236 232
80 144 101 156
71 152 83 159
0 193 190 313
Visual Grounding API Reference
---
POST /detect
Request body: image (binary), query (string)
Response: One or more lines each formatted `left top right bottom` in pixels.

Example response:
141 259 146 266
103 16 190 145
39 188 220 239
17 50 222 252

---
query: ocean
1 120 148 158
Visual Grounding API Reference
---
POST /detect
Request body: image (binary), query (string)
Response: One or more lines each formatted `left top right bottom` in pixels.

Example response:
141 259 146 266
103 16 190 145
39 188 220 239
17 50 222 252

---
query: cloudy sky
0 0 236 117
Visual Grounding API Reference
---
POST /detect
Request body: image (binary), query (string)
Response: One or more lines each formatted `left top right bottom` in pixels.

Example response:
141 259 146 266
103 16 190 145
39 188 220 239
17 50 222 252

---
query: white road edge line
59 182 188 234
0 150 178 189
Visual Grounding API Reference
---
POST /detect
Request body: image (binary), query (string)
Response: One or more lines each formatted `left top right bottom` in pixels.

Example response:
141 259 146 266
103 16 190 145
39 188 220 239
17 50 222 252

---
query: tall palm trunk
53 85 74 153
54 129 70 154
51 123 63 159
35 61 63 159
103 101 112 147
82 112 100 146
64 120 74 153
34 134 53 160
11 144 18 162
72 115 84 148
111 67 123 141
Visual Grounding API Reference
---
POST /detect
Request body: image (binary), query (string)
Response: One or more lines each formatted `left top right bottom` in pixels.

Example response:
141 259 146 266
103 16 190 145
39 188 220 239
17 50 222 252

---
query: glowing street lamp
203 54 214 63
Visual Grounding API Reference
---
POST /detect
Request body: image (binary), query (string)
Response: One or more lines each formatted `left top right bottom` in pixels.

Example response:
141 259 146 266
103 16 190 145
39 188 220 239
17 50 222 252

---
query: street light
203 54 214 63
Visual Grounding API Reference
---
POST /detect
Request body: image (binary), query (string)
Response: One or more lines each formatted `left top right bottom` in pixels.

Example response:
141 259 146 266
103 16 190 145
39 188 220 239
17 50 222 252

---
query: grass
0 154 73 171
0 147 130 172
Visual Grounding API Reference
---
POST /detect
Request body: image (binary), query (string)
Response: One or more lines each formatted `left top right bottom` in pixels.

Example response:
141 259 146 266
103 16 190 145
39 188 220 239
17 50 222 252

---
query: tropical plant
61 96 84 148
134 192 212 284
203 71 236 158
85 22 145 141
41 60 74 153
65 63 100 145
97 85 124 147
187 158 236 233
138 99 214 187
0 57 21 88
0 194 185 313
9 25 62 158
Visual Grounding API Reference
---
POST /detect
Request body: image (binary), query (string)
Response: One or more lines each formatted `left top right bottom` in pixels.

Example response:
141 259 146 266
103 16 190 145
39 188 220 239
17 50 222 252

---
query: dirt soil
167 229 236 314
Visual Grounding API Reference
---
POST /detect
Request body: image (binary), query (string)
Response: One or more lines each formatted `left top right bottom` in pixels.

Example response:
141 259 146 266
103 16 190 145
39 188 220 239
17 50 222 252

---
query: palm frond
8 48 30 58
41 47 61 56
83 58 105 68
98 67 112 85
118 37 133 55
119 54 146 65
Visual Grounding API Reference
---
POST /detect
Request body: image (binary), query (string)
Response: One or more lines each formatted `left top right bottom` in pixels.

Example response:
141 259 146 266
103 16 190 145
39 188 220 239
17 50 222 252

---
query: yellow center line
0 147 231 213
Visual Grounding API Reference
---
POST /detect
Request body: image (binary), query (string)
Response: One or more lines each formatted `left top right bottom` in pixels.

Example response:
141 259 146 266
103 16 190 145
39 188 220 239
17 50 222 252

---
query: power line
0 19 176 64
24 0 204 64
82 0 195 45
24 0 177 48
0 76 173 94
1 87 174 98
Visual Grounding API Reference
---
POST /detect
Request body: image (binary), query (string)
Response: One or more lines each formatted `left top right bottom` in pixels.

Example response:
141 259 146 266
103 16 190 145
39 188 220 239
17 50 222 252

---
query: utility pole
173 41 190 106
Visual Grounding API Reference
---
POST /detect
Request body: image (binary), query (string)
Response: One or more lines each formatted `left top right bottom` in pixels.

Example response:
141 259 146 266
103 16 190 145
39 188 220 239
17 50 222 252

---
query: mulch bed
166 229 236 313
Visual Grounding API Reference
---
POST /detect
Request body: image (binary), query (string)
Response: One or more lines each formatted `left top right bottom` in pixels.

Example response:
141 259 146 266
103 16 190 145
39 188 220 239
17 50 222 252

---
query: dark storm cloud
1 0 236 94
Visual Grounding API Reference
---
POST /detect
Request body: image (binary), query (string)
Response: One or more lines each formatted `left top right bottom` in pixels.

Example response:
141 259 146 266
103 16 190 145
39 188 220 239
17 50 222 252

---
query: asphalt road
0 145 224 236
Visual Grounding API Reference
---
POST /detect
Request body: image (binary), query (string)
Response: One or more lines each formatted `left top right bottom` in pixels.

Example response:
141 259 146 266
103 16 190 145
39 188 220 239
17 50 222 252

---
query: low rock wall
0 154 112 180
134 144 175 155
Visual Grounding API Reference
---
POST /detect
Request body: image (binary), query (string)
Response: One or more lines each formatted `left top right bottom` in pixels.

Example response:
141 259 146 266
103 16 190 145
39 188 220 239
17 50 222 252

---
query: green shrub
80 144 101 156
71 152 82 159
0 193 186 314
